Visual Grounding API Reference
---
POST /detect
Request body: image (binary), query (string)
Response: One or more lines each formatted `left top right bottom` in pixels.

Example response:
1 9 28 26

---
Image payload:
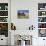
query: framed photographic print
17 10 29 19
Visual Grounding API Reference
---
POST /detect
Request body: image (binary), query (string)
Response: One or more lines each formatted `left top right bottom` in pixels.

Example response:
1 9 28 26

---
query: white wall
11 0 38 45
11 0 38 30
11 0 46 46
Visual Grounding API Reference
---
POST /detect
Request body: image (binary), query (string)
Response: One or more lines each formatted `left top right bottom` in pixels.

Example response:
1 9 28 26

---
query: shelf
38 22 46 23
38 28 46 29
38 10 46 11
38 15 46 17
38 3 46 37
0 10 8 11
0 22 8 23
0 16 8 17
0 3 8 37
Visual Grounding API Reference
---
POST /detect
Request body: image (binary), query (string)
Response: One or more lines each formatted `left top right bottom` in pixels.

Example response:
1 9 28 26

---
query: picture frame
17 10 29 19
